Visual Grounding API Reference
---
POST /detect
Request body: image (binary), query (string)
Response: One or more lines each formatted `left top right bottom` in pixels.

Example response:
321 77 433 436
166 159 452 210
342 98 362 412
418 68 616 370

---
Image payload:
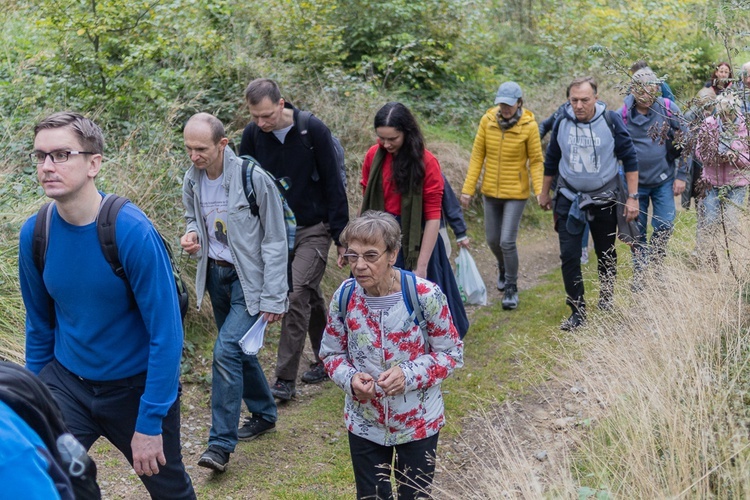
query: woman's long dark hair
374 102 425 195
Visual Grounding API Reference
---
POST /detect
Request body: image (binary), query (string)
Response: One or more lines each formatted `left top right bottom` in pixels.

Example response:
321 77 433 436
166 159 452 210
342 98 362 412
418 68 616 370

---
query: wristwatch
628 193 640 200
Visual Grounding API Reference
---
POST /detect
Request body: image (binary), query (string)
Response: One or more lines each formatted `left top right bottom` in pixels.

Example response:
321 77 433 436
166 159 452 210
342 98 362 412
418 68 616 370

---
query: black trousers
40 359 195 500
348 431 439 500
555 196 618 312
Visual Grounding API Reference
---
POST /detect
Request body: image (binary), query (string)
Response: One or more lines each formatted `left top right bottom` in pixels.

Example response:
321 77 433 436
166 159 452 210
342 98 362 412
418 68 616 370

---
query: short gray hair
340 211 402 253
34 112 104 154
567 76 598 95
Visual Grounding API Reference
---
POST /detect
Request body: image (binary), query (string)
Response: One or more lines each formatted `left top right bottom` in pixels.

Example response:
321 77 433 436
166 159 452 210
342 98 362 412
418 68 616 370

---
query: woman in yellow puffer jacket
460 81 543 310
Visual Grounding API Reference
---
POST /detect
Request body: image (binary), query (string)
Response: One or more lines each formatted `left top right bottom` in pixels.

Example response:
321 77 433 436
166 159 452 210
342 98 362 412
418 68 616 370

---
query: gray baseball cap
494 82 523 105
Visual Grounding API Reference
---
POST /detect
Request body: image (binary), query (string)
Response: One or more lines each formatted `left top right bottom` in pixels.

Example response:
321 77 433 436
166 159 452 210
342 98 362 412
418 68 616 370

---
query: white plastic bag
239 317 269 355
454 247 487 306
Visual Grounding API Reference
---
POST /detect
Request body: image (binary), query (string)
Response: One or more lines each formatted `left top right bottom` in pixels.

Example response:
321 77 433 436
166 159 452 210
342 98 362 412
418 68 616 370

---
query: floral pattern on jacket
696 114 750 187
320 276 463 446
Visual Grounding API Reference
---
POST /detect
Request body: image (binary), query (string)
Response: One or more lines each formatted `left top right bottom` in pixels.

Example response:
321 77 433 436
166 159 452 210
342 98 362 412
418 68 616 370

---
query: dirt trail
92 222 568 498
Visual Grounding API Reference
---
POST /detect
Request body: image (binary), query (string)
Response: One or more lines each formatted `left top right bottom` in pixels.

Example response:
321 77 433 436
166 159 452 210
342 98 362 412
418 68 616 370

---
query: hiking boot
270 379 295 401
301 362 329 384
561 310 586 331
238 416 276 441
198 445 230 473
501 284 519 310
497 267 506 291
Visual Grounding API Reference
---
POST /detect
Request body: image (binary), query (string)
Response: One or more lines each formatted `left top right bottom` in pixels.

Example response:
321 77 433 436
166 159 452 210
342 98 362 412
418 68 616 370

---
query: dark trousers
276 222 331 380
555 197 618 312
348 432 439 500
40 359 195 500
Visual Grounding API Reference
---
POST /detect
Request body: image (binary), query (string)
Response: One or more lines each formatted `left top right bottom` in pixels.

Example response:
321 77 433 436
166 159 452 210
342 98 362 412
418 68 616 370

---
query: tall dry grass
436 212 750 498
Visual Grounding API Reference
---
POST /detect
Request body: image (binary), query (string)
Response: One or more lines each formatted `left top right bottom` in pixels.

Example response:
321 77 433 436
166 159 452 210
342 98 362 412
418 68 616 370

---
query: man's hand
673 179 686 196
262 311 284 323
180 232 200 255
336 245 346 269
414 263 428 279
459 194 471 210
538 192 552 210
456 237 470 249
377 366 406 396
624 198 639 222
131 432 166 476
351 372 376 402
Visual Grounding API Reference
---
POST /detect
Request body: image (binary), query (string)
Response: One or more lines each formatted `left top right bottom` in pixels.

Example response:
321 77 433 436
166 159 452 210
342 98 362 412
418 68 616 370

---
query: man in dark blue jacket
239 79 349 401
439 173 470 258
619 67 688 283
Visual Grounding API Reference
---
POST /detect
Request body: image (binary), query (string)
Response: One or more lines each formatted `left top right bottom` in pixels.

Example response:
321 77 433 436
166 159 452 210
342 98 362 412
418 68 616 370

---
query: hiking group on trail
10 61 750 498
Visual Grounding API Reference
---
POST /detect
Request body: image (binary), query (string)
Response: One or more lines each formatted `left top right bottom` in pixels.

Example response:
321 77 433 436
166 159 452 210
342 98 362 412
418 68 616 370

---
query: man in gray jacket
180 113 288 472
539 76 639 330
619 67 687 283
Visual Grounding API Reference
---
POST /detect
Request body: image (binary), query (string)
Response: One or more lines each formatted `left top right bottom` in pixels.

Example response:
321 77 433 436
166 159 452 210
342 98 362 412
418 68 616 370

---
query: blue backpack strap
337 278 356 325
400 270 429 354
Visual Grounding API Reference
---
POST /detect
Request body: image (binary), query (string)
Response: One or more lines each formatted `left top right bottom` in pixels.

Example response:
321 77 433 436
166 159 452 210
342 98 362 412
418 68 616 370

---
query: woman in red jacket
359 102 469 338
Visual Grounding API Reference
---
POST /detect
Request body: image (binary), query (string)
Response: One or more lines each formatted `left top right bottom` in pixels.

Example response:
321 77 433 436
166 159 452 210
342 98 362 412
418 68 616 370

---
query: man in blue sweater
619 67 688 282
18 112 195 498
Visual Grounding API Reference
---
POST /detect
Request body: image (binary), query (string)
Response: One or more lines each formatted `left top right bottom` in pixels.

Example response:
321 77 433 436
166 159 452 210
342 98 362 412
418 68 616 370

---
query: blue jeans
206 262 277 453
633 180 675 271
702 185 747 226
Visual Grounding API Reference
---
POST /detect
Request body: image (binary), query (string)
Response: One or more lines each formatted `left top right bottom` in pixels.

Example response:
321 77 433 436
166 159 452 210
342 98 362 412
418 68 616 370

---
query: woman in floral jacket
320 211 463 500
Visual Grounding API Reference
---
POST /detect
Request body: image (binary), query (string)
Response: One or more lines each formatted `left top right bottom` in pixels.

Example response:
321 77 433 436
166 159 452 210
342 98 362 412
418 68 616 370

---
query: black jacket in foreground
239 102 349 245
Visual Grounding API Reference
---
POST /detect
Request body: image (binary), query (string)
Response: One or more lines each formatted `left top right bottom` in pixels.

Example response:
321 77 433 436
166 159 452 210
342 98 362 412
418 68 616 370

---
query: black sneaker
561 310 586 331
238 416 276 441
270 379 295 401
501 284 519 310
301 362 329 384
198 445 230 472
497 267 506 291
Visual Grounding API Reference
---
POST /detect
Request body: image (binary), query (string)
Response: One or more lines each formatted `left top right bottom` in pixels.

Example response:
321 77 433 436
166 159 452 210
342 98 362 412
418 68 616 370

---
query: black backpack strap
32 202 57 327
295 110 322 182
601 110 617 138
241 158 260 216
296 110 313 150
32 202 55 275
96 194 135 308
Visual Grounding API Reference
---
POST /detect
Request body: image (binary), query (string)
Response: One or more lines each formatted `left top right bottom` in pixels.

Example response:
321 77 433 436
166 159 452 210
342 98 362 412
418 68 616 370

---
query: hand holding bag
454 247 487 306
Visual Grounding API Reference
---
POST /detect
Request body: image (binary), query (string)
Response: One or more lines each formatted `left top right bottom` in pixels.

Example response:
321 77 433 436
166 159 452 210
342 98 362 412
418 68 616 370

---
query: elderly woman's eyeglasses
343 250 386 264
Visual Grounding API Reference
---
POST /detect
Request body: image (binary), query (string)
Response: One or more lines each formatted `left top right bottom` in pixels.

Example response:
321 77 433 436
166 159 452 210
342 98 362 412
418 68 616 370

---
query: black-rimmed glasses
30 150 96 164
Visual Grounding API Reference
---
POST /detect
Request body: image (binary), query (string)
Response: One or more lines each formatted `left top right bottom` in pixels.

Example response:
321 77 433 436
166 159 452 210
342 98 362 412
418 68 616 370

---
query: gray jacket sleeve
253 169 290 314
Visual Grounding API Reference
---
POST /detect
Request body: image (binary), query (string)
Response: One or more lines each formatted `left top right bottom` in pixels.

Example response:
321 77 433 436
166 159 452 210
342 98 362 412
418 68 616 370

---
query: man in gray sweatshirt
539 76 639 330
618 67 688 282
